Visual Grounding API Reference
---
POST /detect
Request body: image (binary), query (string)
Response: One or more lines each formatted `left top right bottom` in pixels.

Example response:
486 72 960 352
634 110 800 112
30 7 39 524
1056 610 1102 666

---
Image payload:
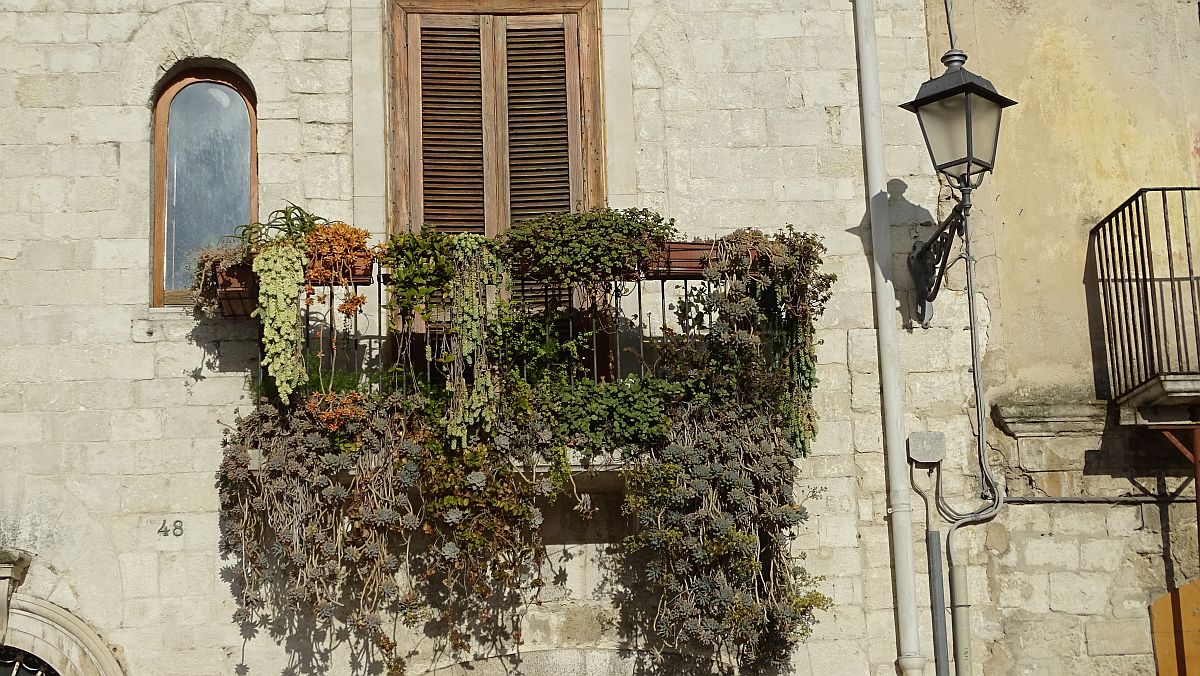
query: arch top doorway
3 594 126 676
1 644 63 676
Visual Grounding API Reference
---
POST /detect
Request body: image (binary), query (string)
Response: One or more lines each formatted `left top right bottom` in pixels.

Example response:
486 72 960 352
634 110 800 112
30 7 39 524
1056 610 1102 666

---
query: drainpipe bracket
897 654 927 675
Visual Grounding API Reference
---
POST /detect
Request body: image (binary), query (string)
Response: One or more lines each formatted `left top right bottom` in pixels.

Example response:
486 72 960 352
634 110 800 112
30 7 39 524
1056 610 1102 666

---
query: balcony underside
1118 374 1200 426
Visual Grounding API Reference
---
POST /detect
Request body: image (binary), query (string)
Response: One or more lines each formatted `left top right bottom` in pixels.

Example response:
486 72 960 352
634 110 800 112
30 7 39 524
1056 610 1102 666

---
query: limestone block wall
0 1 360 674
0 0 964 674
618 2 970 675
0 0 1180 675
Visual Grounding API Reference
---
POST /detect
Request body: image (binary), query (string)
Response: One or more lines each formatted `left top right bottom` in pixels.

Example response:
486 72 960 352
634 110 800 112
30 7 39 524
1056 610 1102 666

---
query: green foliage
253 240 306 404
216 209 835 674
500 208 675 288
615 227 836 666
530 375 681 460
376 226 455 323
236 203 327 251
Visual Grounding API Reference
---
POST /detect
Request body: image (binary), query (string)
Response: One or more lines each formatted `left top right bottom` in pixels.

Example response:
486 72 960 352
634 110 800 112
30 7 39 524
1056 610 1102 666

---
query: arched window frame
152 67 259 307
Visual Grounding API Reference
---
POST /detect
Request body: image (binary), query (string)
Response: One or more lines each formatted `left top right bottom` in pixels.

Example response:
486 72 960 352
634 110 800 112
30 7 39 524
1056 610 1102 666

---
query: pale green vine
443 235 503 445
253 241 306 404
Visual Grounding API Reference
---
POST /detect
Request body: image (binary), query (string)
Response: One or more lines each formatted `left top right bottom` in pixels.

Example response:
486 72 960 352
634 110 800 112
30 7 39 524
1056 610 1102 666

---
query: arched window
152 68 257 306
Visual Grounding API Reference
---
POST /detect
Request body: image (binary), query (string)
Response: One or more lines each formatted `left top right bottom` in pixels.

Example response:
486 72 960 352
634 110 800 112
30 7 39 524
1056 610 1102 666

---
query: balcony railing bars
299 271 719 392
1092 187 1200 400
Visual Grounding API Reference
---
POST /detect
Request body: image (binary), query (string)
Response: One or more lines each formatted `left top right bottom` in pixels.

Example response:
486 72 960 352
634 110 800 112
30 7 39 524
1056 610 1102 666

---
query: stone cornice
993 403 1109 438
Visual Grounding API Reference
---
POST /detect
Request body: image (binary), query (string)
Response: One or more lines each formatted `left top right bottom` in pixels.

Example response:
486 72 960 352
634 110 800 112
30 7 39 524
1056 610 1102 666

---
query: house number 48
157 520 184 537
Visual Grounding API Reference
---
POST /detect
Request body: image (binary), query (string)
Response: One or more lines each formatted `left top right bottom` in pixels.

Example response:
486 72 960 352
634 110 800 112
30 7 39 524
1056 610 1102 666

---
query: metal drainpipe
851 2 926 674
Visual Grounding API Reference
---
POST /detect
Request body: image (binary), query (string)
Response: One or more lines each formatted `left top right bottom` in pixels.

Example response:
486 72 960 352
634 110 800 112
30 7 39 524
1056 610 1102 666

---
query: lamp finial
941 49 968 71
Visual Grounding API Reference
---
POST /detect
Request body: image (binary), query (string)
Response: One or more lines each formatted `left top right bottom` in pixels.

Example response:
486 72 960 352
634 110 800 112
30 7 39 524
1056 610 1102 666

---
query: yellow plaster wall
924 0 1200 401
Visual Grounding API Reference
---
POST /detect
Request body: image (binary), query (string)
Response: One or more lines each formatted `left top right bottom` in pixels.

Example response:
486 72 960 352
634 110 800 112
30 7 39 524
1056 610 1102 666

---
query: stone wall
0 1 359 674
917 1 1200 673
0 0 1183 674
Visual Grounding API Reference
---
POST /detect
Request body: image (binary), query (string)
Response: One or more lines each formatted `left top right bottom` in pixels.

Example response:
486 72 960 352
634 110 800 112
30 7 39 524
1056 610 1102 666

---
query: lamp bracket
908 203 965 327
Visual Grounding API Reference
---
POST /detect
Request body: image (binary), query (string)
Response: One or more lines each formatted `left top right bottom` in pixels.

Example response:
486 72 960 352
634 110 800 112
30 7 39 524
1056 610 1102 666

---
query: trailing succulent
216 208 835 674
252 240 306 404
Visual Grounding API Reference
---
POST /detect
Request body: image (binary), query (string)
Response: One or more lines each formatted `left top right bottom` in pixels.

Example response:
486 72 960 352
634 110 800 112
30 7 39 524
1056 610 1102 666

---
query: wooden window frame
389 0 604 236
151 68 259 307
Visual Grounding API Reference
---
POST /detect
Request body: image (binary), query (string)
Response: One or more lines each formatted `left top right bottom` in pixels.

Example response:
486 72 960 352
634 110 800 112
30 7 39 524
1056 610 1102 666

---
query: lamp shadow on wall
846 178 937 329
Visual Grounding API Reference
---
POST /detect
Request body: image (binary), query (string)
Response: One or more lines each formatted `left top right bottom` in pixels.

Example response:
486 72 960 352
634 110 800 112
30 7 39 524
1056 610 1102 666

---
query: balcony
207 211 835 670
1092 187 1200 426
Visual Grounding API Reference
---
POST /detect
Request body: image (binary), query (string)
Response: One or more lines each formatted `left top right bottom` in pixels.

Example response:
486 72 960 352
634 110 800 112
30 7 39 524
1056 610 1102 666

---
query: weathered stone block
110 409 164 442
158 551 218 597
1017 435 1098 472
44 410 113 443
50 143 119 177
997 570 1049 612
1085 618 1152 656
1024 537 1080 568
45 44 101 72
119 552 159 599
1080 538 1127 572
1049 571 1111 614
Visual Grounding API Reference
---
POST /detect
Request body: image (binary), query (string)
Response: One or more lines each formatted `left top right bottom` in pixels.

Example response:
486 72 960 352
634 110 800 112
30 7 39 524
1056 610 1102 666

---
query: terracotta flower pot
307 251 375 286
645 241 715 280
215 262 258 319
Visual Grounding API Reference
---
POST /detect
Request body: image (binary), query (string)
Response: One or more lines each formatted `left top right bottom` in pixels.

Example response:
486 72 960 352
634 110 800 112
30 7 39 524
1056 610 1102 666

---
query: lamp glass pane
968 93 1003 169
916 92 968 174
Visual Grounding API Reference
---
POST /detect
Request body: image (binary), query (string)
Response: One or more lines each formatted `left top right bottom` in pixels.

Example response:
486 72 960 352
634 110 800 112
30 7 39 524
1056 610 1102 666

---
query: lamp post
901 38 1016 676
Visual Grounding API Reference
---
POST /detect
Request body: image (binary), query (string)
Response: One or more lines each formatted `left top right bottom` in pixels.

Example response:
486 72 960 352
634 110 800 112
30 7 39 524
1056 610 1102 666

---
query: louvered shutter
404 14 584 236
410 17 487 235
503 17 580 223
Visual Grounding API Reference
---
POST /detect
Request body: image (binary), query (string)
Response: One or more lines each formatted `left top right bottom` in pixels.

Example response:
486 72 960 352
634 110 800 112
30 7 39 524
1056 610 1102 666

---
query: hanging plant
376 226 455 325
252 239 306 404
190 243 252 318
305 220 375 287
217 210 835 675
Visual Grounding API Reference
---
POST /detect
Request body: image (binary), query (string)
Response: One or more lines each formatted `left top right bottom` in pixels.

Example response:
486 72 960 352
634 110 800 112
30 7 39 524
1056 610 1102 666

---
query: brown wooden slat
505 24 572 222
420 23 486 235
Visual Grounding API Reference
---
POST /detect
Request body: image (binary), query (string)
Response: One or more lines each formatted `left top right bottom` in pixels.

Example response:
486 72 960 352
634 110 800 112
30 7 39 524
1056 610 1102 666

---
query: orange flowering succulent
305 390 367 432
305 221 374 287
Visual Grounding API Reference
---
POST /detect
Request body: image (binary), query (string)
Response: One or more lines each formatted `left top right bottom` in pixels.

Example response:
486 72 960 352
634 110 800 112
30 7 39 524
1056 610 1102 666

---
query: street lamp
901 50 1017 188
902 49 1016 326
900 41 1017 676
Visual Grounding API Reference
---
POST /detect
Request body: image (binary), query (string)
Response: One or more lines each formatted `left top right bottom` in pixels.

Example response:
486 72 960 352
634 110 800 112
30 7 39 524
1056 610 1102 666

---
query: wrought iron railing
298 268 720 391
1092 187 1200 401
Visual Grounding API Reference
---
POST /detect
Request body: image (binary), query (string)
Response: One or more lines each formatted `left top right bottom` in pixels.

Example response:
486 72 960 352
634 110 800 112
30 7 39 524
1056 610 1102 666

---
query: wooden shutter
502 15 581 224
401 12 587 236
410 16 487 235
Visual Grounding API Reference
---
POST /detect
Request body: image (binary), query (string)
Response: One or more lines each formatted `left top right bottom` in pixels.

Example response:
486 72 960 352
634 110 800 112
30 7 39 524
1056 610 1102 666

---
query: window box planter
215 262 258 318
645 240 715 280
306 251 375 286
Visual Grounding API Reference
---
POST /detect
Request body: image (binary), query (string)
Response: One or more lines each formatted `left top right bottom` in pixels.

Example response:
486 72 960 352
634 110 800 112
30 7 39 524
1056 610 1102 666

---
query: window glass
163 81 252 293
